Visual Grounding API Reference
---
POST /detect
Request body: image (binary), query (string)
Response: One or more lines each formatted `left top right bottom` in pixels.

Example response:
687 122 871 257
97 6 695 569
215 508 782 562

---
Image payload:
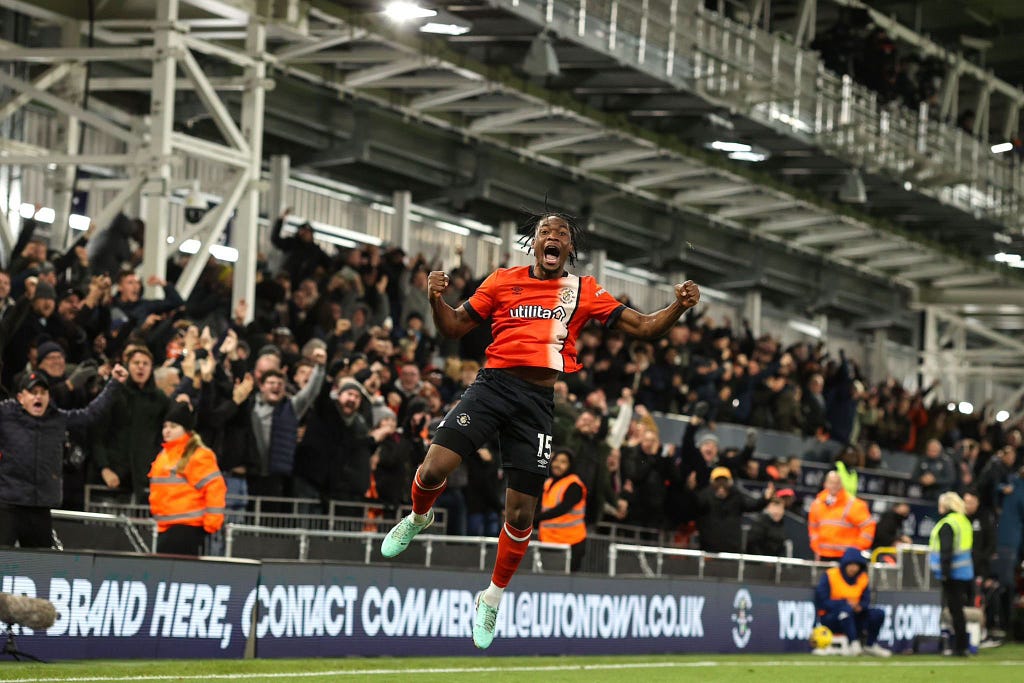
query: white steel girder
791 226 872 246
831 242 899 259
863 252 935 270
757 214 832 234
716 199 798 219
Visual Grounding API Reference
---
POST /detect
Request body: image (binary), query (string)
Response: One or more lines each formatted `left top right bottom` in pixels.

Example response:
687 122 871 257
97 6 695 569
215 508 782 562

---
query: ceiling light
996 410 1010 422
179 239 201 254
710 141 752 153
68 214 91 231
991 142 1013 154
728 151 767 162
383 2 437 22
958 401 974 415
947 403 956 412
34 207 55 224
420 22 469 35
994 252 1022 264
209 244 239 263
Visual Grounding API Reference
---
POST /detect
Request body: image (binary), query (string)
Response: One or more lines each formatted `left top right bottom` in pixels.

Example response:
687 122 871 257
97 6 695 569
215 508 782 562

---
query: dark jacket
375 409 428 507
913 454 957 500
969 507 997 578
0 380 120 507
693 484 768 553
563 430 610 525
270 217 331 287
91 376 170 497
996 479 1024 550
872 509 910 548
87 212 136 276
745 512 788 556
294 390 379 502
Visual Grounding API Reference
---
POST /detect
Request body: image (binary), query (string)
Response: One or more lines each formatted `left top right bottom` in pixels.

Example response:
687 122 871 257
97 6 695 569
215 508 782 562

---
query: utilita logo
509 305 566 320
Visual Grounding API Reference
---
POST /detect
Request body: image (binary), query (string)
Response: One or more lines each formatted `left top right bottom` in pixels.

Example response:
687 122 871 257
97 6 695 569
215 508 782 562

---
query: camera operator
0 363 128 548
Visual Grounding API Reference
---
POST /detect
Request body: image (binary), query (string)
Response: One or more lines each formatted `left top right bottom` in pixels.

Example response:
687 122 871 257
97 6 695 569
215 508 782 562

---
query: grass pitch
2 645 1021 682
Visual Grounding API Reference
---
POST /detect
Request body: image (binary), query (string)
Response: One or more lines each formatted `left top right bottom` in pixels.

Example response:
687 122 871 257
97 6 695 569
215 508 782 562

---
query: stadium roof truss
1 0 1023 368
426 0 1024 254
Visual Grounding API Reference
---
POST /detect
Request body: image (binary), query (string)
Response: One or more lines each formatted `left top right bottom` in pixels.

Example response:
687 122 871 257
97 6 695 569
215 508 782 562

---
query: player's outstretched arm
428 270 479 339
613 280 700 340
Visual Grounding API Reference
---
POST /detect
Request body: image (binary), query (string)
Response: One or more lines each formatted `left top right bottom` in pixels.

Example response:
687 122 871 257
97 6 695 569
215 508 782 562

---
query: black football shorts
432 368 555 479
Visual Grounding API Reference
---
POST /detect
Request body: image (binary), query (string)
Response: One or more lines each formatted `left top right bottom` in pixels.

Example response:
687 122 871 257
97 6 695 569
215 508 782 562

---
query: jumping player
380 213 700 649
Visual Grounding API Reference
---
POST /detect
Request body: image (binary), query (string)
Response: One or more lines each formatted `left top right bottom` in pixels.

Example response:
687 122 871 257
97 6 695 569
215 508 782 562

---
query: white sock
411 511 428 524
481 582 503 608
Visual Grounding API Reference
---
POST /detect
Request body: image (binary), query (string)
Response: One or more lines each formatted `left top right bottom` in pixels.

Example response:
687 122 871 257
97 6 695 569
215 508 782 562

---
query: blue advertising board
2 550 941 660
0 550 259 660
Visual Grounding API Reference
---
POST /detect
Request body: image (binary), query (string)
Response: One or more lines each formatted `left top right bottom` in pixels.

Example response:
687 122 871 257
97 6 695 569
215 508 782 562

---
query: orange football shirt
463 266 626 373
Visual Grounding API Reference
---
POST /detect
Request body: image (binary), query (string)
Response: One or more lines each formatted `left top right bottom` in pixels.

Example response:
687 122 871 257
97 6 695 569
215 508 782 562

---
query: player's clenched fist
675 280 700 309
427 270 450 302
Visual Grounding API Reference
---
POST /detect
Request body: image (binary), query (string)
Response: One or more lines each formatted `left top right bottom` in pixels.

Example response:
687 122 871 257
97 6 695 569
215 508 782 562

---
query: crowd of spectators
1 207 1023 563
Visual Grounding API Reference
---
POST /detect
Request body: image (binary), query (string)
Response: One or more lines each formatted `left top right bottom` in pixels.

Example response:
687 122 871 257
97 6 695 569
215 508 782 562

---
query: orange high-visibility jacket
808 488 875 559
148 433 227 534
826 566 869 606
538 474 587 545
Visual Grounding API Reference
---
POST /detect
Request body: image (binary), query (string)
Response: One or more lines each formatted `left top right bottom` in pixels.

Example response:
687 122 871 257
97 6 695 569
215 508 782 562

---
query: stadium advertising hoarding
0 550 258 660
2 551 940 659
255 563 941 656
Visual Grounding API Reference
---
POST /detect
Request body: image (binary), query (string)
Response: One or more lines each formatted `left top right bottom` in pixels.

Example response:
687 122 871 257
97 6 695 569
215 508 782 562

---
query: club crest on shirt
558 287 574 304
456 413 471 427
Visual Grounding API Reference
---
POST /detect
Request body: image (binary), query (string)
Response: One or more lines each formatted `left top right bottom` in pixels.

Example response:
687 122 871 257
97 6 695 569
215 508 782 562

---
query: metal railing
609 542 834 583
609 541 933 590
500 0 1023 226
83 486 448 535
51 509 156 553
868 543 933 592
223 523 573 574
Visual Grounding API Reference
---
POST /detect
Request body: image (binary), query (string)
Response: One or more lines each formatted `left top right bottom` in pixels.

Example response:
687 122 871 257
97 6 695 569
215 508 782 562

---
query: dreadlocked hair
175 432 206 475
515 210 585 268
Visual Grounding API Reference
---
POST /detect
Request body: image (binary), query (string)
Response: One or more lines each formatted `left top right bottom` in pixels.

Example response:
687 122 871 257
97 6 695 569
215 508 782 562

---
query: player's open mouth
543 244 561 266
32 400 43 410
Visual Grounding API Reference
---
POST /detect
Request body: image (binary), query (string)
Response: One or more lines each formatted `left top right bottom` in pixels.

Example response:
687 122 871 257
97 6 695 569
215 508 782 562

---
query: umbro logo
511 286 524 295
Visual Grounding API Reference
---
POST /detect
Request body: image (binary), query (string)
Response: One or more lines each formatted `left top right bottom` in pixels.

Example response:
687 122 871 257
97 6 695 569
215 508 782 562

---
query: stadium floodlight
837 169 867 204
991 142 1013 154
958 401 974 415
523 32 560 78
383 1 437 22
947 403 957 412
710 141 752 153
996 410 1010 422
